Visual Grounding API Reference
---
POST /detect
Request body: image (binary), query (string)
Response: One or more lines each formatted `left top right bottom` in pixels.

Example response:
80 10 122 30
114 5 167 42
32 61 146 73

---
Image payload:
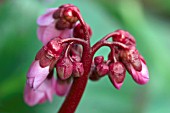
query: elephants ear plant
24 4 149 113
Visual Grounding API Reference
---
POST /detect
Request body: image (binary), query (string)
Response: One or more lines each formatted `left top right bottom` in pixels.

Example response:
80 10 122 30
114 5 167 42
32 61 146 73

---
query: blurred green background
0 0 170 113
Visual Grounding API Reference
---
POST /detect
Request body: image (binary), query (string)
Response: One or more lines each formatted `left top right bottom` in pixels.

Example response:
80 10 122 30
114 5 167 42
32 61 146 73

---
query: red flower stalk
24 4 149 113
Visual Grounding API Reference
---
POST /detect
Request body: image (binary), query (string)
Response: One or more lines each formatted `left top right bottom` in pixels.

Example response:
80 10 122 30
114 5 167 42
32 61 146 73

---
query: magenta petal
37 8 58 26
113 80 123 90
41 22 72 45
60 29 72 39
55 79 71 96
37 26 46 41
41 22 59 45
24 84 46 106
27 60 50 89
33 73 49 90
36 77 55 102
131 60 149 84
109 76 124 90
26 77 34 88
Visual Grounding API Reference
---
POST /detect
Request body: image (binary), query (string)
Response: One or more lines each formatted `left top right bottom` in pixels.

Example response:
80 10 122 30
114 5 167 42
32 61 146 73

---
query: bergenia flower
24 37 64 105
37 4 80 45
24 73 55 106
128 55 149 84
25 4 149 112
119 45 149 85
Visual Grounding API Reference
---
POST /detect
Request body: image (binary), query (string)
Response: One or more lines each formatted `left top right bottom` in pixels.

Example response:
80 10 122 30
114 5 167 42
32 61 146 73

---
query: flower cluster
24 4 91 106
89 30 149 89
24 4 149 110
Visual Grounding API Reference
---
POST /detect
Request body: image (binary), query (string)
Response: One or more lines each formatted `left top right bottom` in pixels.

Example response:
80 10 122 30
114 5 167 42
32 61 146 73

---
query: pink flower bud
24 76 55 106
45 38 63 59
27 60 50 89
109 62 126 90
53 4 79 30
56 57 73 80
35 38 63 70
94 56 104 65
73 23 92 39
37 5 78 45
96 63 109 76
120 47 142 72
129 59 149 85
73 62 84 77
89 64 100 81
120 48 149 84
112 29 136 46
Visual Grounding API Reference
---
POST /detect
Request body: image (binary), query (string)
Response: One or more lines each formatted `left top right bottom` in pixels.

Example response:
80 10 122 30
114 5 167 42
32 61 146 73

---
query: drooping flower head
37 4 80 45
25 4 149 111
24 4 93 106
89 30 149 90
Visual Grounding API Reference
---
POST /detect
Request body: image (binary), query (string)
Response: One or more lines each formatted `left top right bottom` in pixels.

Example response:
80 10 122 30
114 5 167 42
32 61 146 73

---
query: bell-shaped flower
129 58 149 85
27 38 63 89
37 4 79 45
27 60 50 89
24 75 55 106
120 47 149 85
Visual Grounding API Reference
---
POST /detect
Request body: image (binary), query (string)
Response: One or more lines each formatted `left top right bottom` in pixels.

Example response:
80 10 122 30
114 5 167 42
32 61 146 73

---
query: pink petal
36 78 55 102
113 80 123 90
37 8 58 26
41 22 72 45
24 84 46 106
55 79 71 96
27 60 50 89
60 29 72 39
130 60 149 84
26 77 34 88
37 26 46 41
33 74 49 90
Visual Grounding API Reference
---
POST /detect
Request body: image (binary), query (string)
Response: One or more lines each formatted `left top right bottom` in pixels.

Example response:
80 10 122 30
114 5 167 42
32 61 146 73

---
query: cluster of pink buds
89 29 149 89
24 4 149 113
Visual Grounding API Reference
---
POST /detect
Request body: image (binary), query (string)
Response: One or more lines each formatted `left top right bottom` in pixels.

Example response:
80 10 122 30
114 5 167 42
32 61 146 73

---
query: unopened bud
120 48 142 72
56 57 73 80
45 38 63 59
35 47 56 69
109 62 126 89
96 63 109 77
73 62 84 77
55 18 72 30
63 9 78 23
112 29 136 46
89 64 100 81
73 23 92 39
94 56 104 65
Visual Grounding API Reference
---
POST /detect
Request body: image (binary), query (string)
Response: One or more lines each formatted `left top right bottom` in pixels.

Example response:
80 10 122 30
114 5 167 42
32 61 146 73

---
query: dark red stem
61 38 88 46
59 38 92 113
91 41 129 56
58 72 88 113
73 10 90 42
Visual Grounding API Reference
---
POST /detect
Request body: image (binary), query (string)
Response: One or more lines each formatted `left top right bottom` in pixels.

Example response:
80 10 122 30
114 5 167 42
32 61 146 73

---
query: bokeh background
0 0 170 113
